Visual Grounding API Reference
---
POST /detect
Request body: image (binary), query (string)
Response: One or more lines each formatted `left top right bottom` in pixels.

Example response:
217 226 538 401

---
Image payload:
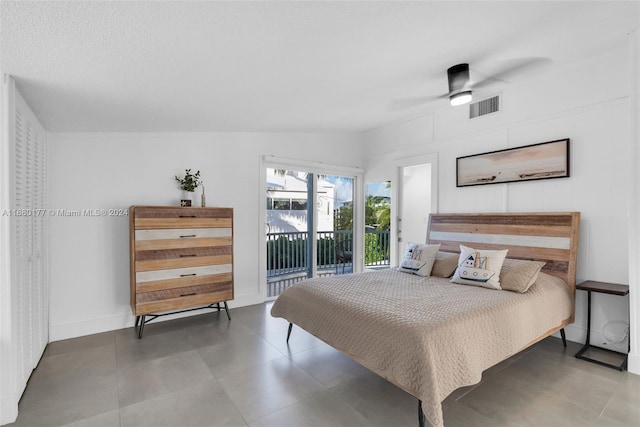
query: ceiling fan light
450 91 472 106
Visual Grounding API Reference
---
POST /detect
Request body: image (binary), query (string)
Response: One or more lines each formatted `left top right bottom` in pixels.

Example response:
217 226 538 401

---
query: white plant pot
181 191 194 207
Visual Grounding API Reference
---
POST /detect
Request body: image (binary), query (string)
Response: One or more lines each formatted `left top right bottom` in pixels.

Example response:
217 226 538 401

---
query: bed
270 212 580 427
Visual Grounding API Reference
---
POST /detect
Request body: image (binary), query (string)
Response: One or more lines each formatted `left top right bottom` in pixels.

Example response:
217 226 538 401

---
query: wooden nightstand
575 280 629 371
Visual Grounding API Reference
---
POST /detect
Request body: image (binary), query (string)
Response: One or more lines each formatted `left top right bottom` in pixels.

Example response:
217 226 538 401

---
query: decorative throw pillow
500 258 546 293
430 251 459 278
451 245 508 290
398 243 440 277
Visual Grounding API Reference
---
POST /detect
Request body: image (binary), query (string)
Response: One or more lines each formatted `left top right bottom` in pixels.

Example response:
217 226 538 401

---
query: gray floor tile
287 344 370 387
60 410 121 427
43 331 116 358
26 343 116 386
601 373 640 426
115 326 198 368
18 345 118 422
329 371 416 426
231 302 273 317
117 349 214 407
458 369 601 426
249 389 372 427
595 413 637 427
12 345 119 426
198 313 258 339
218 356 325 422
443 383 479 403
261 326 330 356
233 304 290 335
198 334 286 377
119 380 246 427
502 348 622 414
442 400 499 427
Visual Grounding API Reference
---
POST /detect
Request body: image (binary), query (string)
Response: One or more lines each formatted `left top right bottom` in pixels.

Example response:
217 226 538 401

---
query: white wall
363 46 633 356
47 132 362 340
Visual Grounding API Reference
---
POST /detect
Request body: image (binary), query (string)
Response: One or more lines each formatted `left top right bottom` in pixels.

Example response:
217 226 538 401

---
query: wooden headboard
427 212 581 293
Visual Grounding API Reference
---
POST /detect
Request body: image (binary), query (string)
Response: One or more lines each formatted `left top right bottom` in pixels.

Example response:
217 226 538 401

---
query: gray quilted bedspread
270 269 571 427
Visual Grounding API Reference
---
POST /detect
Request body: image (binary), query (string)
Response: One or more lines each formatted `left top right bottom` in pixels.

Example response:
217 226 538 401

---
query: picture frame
456 138 570 187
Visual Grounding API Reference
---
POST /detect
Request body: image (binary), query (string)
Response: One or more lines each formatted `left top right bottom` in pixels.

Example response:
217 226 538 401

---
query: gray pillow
430 251 459 278
500 258 546 293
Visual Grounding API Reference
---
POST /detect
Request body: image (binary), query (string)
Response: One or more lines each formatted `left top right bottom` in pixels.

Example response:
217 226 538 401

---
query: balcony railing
266 229 390 297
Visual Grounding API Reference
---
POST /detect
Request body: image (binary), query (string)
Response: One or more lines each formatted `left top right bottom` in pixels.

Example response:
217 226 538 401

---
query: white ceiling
1 1 638 133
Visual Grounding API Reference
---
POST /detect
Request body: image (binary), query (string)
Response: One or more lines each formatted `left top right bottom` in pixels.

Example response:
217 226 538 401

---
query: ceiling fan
389 58 550 111
446 63 473 106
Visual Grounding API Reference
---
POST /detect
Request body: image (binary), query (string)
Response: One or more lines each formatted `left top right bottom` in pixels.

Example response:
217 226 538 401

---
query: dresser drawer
135 236 231 251
135 281 233 315
136 245 230 261
135 247 232 272
134 228 232 251
135 217 231 230
134 207 233 219
135 228 231 241
133 207 233 230
136 272 232 293
135 264 232 283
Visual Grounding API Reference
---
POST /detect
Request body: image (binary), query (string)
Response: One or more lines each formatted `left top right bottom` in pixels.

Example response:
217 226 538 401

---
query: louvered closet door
14 91 48 388
31 122 47 358
14 100 32 387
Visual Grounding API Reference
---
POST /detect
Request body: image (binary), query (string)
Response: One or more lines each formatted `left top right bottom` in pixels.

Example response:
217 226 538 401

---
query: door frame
393 153 438 266
259 155 364 301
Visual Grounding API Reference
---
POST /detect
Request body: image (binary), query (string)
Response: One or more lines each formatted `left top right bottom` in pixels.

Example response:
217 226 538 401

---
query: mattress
270 268 572 427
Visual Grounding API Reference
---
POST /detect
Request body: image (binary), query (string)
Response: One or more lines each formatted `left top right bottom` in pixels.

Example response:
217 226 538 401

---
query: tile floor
8 302 640 427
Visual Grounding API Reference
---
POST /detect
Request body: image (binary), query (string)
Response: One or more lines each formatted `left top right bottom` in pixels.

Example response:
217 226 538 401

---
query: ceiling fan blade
471 57 552 90
387 94 446 111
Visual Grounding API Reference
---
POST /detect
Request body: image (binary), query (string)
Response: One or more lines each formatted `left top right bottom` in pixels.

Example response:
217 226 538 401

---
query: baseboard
0 392 18 426
49 293 265 342
50 311 131 342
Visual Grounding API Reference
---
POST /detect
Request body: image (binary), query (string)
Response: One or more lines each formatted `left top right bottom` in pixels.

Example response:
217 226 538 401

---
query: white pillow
451 245 508 290
398 243 440 277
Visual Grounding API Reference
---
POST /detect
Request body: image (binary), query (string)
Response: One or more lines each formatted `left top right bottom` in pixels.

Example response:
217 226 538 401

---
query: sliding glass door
265 167 355 298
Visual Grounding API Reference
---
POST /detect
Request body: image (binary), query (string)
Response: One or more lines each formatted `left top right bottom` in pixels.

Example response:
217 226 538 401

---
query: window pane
273 198 290 210
291 199 307 210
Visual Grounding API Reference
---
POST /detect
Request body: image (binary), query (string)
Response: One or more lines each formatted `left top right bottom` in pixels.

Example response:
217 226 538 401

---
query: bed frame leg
560 328 567 347
286 323 293 343
418 399 426 427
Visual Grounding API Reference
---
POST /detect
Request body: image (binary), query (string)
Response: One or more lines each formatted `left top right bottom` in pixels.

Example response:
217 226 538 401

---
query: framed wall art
456 138 570 187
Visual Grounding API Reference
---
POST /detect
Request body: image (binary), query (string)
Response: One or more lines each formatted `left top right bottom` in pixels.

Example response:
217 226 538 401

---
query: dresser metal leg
135 316 140 328
223 302 231 320
138 315 146 339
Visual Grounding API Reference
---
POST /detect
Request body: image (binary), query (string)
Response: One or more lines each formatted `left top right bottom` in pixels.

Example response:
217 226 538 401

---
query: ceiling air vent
469 95 500 119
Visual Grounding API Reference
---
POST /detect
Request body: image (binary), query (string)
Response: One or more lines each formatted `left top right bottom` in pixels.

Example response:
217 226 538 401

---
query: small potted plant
175 169 202 206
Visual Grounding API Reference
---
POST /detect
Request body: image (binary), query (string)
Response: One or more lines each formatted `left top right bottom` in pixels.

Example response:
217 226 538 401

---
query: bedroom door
364 181 391 269
396 154 438 265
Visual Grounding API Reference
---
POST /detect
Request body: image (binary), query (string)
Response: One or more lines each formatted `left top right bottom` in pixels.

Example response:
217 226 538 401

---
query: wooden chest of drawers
129 206 234 337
